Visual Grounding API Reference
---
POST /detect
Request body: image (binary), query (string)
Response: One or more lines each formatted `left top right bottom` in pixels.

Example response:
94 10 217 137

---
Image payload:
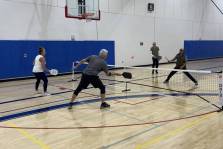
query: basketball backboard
65 0 100 20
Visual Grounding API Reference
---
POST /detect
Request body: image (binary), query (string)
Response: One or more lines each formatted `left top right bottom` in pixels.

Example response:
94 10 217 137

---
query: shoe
100 102 110 109
43 92 51 96
156 71 158 74
163 80 169 84
68 103 73 110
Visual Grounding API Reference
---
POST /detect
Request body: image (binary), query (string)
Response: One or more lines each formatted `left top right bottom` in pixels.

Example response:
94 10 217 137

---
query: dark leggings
33 72 48 92
165 66 197 83
152 57 159 72
74 74 105 96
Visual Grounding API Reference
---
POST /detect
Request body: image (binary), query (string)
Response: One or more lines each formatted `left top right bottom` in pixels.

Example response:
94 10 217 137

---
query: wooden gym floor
0 63 223 149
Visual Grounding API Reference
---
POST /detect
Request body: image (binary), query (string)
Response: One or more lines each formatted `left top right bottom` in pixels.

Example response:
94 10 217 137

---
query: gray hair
99 49 108 56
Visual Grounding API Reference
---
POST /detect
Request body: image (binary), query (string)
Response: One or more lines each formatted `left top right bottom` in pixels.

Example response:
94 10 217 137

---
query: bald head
99 49 108 59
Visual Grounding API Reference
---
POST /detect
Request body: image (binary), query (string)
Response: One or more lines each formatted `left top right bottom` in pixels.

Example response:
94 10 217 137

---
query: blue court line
0 98 69 114
0 92 218 114
0 92 218 122
0 93 217 114
0 81 122 105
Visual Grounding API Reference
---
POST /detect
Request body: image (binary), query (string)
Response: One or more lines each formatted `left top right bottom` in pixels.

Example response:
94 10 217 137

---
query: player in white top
32 47 50 96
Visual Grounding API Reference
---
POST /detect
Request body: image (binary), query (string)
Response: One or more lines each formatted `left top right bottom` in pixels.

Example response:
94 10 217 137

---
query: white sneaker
43 92 51 96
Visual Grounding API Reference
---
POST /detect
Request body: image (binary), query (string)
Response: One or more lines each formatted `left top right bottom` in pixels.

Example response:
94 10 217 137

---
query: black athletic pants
33 72 48 92
152 57 159 73
165 66 197 83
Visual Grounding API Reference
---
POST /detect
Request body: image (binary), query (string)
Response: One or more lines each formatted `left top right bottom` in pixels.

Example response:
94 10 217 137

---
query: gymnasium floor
0 63 223 149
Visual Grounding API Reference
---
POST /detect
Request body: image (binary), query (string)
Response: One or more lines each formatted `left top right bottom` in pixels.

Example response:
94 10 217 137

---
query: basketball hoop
65 0 101 21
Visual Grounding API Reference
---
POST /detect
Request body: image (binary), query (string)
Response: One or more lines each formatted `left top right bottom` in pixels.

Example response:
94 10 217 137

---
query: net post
218 71 223 112
122 81 131 92
122 66 131 92
68 62 78 82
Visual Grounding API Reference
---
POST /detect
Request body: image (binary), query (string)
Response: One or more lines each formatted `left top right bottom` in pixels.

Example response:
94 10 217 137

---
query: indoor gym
0 0 223 149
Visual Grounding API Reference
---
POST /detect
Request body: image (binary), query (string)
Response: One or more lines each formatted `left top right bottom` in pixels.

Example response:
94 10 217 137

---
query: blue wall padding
0 40 115 80
184 40 223 60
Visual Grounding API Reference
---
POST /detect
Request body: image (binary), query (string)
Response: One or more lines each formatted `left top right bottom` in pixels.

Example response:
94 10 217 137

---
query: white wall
0 0 223 66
